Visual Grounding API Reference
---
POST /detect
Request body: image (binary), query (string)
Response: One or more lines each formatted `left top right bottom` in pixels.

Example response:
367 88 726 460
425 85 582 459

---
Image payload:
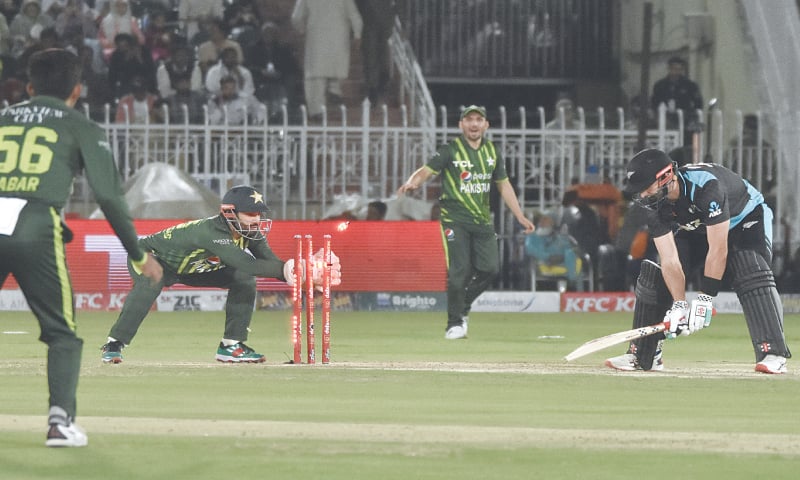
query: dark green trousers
440 221 499 330
0 201 82 419
108 260 257 345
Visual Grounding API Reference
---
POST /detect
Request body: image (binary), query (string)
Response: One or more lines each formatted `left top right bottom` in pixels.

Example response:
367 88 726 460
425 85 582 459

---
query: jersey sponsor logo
444 228 455 240
453 159 473 168
3 104 64 123
708 200 722 218
460 171 472 182
212 238 233 245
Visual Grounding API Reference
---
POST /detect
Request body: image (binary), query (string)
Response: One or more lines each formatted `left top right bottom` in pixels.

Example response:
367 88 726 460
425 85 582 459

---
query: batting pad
729 250 792 361
630 260 672 370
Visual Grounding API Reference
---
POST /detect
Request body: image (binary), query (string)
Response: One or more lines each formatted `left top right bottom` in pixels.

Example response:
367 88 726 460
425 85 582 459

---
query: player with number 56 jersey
0 49 163 448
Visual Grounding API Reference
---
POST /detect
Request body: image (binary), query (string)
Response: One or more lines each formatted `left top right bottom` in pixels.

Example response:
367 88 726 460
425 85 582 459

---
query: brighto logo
392 295 438 308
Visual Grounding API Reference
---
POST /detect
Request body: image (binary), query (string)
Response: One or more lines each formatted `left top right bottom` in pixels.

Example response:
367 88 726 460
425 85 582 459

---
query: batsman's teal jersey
141 215 286 279
0 95 144 260
424 136 507 225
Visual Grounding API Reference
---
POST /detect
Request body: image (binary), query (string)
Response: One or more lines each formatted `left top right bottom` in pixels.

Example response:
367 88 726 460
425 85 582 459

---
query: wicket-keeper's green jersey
0 95 144 260
424 136 508 225
141 215 286 278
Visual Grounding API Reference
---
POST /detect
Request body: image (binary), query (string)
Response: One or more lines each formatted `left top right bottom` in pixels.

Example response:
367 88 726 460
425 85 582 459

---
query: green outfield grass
1 310 799 480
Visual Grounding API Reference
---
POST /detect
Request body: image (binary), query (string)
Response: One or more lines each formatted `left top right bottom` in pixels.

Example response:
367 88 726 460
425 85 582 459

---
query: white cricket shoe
755 354 787 374
605 352 663 372
46 422 88 448
461 316 469 336
605 353 637 371
445 325 467 340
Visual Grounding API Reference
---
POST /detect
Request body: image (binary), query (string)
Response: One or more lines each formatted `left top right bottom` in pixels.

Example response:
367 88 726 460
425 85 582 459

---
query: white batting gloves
688 293 714 333
664 300 690 339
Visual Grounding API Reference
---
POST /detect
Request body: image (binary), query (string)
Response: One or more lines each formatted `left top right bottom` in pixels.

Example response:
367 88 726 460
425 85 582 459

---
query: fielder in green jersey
398 105 535 339
101 185 342 364
0 49 163 448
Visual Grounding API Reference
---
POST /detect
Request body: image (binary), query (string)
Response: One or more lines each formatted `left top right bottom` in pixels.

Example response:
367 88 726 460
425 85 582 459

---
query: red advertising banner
4 219 447 293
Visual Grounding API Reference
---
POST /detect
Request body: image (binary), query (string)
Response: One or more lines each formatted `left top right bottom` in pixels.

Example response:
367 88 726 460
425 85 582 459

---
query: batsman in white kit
604 149 790 374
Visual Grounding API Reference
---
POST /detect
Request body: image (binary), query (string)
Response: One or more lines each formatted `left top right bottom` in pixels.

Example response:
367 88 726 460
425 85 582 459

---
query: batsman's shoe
46 421 88 447
215 342 266 363
605 353 663 372
461 316 469 336
445 324 467 340
101 340 125 364
755 354 787 374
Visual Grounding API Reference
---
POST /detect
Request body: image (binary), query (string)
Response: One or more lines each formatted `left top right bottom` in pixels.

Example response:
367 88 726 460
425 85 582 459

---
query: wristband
700 276 721 297
131 253 148 268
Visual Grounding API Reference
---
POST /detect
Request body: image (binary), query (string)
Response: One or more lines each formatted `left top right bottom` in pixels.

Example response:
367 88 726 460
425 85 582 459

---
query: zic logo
460 171 472 182
444 228 455 240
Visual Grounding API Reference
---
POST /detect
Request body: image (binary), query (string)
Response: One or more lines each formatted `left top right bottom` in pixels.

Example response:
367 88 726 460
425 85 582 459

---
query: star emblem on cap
250 191 263 203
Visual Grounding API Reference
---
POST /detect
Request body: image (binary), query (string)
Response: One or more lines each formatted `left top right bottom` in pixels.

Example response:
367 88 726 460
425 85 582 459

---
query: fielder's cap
460 104 487 120
222 185 270 213
623 149 672 195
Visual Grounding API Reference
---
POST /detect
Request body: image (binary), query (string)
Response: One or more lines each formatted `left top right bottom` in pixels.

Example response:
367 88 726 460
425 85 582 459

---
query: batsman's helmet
220 185 271 240
623 149 676 209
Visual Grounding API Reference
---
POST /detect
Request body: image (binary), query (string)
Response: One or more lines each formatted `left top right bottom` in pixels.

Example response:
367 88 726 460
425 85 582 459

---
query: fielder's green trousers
440 221 500 330
0 201 82 419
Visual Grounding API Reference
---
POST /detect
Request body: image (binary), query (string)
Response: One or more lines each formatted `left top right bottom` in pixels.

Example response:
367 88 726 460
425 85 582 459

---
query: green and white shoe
215 342 265 363
101 340 125 364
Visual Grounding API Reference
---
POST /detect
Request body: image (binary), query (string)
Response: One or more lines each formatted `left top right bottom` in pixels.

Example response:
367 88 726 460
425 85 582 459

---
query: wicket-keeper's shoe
604 352 664 372
215 342 266 363
445 324 467 340
755 354 787 374
101 340 125 364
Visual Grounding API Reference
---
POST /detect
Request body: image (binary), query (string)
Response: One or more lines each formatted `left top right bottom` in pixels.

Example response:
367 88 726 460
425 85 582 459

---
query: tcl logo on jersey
708 201 722 218
453 160 473 168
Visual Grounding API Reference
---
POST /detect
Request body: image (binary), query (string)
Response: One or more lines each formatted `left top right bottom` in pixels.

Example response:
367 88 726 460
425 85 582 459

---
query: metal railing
58 102 794 288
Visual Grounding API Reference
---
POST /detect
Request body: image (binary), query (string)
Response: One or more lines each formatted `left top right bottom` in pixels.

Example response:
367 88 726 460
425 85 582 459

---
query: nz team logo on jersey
444 228 456 241
708 201 722 218
460 171 472 182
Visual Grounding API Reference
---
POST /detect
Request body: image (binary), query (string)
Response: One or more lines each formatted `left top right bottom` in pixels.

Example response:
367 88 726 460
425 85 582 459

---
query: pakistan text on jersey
2 105 66 123
0 176 40 192
460 182 491 194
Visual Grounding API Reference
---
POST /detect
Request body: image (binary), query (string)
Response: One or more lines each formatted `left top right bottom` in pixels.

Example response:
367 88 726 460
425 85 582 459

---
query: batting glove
688 293 714 332
664 300 690 339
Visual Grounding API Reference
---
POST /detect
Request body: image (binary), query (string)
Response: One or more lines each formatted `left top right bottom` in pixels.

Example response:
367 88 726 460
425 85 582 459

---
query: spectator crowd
0 0 344 125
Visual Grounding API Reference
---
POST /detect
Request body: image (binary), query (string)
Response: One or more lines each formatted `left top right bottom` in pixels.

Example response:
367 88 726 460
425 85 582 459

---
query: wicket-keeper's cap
622 148 672 195
222 185 270 213
460 104 487 120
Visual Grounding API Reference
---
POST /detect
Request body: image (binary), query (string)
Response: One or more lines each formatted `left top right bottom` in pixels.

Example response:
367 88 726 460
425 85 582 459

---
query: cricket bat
564 323 666 362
